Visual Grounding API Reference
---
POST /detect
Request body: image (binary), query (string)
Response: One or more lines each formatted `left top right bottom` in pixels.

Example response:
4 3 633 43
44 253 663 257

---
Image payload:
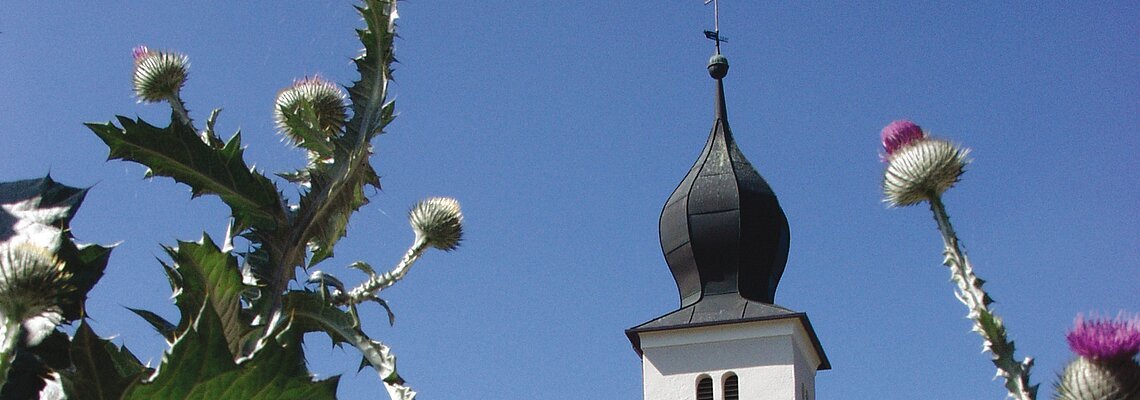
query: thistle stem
928 194 1037 400
337 240 429 306
0 318 22 387
167 94 194 129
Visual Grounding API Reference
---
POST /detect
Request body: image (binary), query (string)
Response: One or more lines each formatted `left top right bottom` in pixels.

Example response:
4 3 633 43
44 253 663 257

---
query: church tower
625 11 829 400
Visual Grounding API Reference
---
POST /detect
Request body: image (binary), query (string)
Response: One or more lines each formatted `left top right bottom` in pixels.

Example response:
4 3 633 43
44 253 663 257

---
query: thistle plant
1054 313 1140 400
0 1 461 399
880 120 1038 399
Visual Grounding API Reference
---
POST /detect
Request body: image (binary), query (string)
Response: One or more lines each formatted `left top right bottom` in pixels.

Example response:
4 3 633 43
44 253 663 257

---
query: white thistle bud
273 77 348 144
882 138 970 207
1056 313 1140 399
1055 356 1140 400
132 45 189 103
0 243 71 326
408 197 463 251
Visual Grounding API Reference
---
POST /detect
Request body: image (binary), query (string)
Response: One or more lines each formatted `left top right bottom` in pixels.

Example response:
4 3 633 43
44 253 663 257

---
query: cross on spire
703 0 727 53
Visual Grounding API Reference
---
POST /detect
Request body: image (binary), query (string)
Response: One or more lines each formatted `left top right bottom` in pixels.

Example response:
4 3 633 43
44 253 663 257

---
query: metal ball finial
708 53 729 79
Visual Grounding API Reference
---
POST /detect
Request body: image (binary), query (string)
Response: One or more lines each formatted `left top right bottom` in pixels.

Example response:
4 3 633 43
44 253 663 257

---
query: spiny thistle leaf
290 0 395 269
127 307 177 342
345 1 397 143
55 241 113 324
283 291 415 399
201 108 226 150
0 330 70 399
0 176 87 240
122 304 337 400
85 117 283 232
238 245 275 307
278 103 337 159
300 164 377 266
60 321 149 400
159 235 253 358
368 296 397 326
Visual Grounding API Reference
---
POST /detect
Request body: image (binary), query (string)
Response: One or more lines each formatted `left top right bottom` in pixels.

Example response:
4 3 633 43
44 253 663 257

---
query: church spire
657 11 790 307
628 8 829 391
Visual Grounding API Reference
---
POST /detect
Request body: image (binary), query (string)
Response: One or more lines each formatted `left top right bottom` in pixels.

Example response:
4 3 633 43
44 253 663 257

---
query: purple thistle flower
1066 313 1140 360
132 45 152 62
880 120 925 159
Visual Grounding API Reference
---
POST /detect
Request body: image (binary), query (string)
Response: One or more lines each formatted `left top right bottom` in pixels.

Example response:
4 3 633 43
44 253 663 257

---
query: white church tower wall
638 319 821 400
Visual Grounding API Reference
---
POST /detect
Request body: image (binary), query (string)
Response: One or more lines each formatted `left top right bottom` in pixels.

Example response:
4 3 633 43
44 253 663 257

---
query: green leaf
0 329 70 399
346 261 376 276
1 348 52 399
278 103 336 158
368 296 396 326
56 242 113 322
283 291 414 399
60 321 148 400
122 305 337 400
85 117 283 232
27 329 71 370
202 109 226 150
345 0 397 143
299 165 376 265
127 308 177 342
0 175 87 240
161 234 252 358
288 0 396 269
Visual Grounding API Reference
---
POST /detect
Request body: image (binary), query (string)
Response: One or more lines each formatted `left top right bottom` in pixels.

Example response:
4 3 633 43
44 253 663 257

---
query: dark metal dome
658 54 789 307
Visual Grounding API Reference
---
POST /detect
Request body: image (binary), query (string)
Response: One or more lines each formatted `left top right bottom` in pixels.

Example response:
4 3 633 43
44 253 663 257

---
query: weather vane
703 0 727 53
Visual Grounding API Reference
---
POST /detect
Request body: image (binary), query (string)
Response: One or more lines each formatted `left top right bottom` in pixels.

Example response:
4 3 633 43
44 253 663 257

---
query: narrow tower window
724 373 739 400
696 376 713 400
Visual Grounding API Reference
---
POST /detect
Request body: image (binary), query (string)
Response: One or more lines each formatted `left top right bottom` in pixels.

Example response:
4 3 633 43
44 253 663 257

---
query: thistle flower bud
1055 356 1140 400
0 243 72 325
131 45 189 103
408 197 463 251
274 77 348 143
880 121 970 207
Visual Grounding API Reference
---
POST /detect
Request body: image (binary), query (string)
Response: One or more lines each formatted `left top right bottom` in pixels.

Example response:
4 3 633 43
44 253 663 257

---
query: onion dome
627 41 827 373
658 54 789 307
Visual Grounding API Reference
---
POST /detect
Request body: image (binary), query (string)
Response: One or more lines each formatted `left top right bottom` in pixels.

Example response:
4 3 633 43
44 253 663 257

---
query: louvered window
696 376 713 400
724 373 739 400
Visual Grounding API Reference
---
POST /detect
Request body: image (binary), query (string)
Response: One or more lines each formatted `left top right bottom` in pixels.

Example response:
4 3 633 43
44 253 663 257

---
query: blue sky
1 1 1137 399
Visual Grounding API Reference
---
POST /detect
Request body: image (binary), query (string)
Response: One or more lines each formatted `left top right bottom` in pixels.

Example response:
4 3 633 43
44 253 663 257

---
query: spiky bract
0 243 71 327
274 77 348 143
883 138 970 207
409 197 463 251
132 46 189 103
1055 356 1140 400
